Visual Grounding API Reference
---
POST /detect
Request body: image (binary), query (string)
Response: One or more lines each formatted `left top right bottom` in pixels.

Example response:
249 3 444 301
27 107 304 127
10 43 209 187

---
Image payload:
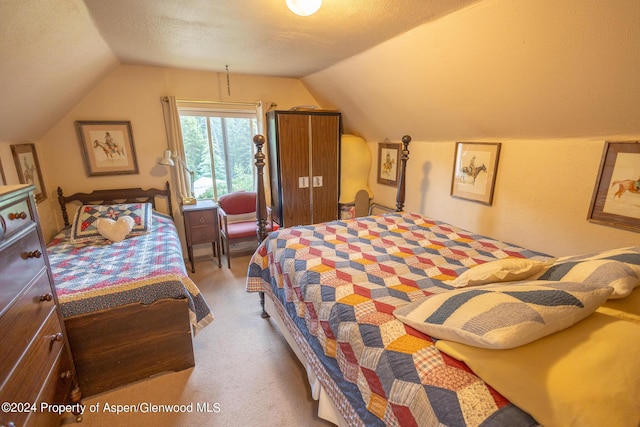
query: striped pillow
538 247 640 299
394 281 612 349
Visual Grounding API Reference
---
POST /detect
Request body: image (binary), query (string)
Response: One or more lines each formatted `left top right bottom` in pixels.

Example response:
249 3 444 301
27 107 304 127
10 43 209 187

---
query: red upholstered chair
217 191 277 267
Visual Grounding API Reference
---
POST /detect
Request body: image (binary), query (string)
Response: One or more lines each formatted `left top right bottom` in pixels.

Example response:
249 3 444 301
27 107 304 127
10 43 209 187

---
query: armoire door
310 113 340 224
267 110 341 228
272 113 311 226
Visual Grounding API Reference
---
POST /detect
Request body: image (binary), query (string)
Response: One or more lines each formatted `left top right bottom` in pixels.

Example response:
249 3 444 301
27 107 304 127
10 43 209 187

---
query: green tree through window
179 109 258 200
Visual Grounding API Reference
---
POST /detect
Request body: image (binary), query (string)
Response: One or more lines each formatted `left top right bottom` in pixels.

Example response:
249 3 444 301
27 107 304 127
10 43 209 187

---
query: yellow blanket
597 286 640 324
436 310 640 427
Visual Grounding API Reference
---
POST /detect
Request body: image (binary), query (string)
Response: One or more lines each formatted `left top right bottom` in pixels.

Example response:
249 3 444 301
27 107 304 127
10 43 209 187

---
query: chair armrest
218 206 228 231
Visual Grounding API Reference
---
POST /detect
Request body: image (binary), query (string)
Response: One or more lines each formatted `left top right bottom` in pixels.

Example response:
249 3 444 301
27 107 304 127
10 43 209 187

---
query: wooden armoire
266 110 341 227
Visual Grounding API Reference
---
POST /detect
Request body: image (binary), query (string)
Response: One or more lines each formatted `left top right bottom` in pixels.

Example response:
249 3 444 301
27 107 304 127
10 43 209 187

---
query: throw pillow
70 203 153 243
450 258 554 288
96 216 135 242
394 280 612 349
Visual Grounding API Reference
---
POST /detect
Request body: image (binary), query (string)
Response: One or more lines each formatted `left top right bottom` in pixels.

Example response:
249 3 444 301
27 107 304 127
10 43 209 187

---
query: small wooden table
181 200 221 272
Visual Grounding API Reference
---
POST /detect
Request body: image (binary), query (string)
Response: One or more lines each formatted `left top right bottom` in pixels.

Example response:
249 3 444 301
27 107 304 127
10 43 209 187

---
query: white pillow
450 258 554 288
96 216 135 242
393 280 612 349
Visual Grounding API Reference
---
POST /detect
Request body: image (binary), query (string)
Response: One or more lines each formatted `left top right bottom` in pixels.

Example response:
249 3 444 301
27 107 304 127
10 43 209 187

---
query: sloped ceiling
0 0 478 142
303 0 640 142
0 0 117 142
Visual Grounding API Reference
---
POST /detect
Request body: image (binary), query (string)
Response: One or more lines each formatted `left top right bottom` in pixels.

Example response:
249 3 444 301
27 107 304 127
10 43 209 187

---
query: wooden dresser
0 185 80 427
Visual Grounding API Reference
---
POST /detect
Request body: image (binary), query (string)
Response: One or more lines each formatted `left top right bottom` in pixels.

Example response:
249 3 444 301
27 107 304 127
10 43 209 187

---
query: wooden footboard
64 298 194 397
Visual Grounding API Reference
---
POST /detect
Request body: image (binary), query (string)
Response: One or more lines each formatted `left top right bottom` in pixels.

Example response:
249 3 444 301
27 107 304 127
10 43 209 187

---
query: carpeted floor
62 251 333 427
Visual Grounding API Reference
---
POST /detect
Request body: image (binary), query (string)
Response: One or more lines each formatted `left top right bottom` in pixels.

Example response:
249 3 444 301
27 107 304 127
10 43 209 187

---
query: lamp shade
286 0 321 16
159 150 175 166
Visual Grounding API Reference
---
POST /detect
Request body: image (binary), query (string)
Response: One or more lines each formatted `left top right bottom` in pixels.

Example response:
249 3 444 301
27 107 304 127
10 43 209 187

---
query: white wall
304 0 640 256
34 64 320 243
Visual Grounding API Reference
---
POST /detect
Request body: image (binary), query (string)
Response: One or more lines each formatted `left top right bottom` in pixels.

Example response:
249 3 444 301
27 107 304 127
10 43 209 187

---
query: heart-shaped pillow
96 216 135 242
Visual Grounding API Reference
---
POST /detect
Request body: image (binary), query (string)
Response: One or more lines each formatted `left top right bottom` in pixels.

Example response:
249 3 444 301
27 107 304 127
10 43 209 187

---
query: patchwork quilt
48 212 213 333
247 212 551 426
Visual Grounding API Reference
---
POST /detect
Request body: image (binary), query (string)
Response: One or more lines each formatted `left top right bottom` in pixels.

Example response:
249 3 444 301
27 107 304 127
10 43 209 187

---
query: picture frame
0 157 6 185
377 142 401 186
11 143 47 202
451 142 501 205
587 141 640 232
76 120 139 176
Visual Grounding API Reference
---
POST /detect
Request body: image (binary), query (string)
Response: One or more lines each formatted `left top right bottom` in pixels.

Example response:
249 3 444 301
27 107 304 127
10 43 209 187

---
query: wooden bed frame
252 134 411 317
54 182 194 397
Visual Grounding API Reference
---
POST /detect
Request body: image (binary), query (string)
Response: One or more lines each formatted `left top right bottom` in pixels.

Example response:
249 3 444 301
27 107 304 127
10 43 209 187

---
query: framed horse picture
377 141 400 186
588 141 640 232
450 142 501 205
11 143 47 202
76 120 139 176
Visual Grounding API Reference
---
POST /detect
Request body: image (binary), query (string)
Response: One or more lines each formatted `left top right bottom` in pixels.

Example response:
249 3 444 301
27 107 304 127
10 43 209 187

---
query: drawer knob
40 293 53 302
51 333 64 342
199 218 205 223
22 249 42 259
2 422 17 427
8 211 27 220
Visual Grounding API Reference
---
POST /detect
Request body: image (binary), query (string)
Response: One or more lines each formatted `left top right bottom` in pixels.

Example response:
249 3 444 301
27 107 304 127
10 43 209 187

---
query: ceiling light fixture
286 0 322 16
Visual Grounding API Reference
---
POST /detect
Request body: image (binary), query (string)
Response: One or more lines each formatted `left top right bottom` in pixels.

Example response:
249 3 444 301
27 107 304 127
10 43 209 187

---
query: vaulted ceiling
0 0 478 142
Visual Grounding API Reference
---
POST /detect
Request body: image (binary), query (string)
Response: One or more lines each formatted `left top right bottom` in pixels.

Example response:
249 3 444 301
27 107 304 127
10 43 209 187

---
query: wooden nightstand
182 200 221 272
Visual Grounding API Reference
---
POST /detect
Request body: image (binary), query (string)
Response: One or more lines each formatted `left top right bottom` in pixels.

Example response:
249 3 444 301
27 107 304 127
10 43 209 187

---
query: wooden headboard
56 181 173 227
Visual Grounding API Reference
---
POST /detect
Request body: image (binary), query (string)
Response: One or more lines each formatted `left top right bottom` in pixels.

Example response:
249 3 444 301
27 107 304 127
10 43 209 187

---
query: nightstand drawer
186 209 216 226
190 225 217 244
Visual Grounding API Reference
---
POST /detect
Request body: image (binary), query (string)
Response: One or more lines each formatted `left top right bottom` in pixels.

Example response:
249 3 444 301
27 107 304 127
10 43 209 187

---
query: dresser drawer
0 342 71 427
0 309 67 410
0 195 34 239
0 271 56 375
23 346 74 427
0 227 46 316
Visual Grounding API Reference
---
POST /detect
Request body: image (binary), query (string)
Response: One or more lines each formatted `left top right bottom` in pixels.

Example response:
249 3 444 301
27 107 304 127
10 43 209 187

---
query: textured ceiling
0 0 479 142
84 0 479 77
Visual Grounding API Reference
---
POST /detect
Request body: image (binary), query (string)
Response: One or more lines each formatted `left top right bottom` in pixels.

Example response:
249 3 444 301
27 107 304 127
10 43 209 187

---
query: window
179 108 258 200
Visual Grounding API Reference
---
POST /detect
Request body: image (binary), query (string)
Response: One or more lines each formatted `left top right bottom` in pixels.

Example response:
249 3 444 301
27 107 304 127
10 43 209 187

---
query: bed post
57 187 70 227
253 134 270 318
254 135 268 242
165 181 174 219
395 135 411 212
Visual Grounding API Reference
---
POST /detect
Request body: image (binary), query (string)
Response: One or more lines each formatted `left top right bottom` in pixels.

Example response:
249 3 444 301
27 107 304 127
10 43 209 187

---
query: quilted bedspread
48 212 213 333
247 212 551 426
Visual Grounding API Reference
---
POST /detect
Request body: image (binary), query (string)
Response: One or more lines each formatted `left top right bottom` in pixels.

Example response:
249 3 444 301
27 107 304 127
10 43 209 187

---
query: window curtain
160 96 191 205
161 96 274 211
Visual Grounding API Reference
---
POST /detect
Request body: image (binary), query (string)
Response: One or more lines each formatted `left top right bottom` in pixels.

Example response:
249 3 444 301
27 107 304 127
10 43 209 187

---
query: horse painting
93 139 125 159
461 163 487 184
611 179 640 199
